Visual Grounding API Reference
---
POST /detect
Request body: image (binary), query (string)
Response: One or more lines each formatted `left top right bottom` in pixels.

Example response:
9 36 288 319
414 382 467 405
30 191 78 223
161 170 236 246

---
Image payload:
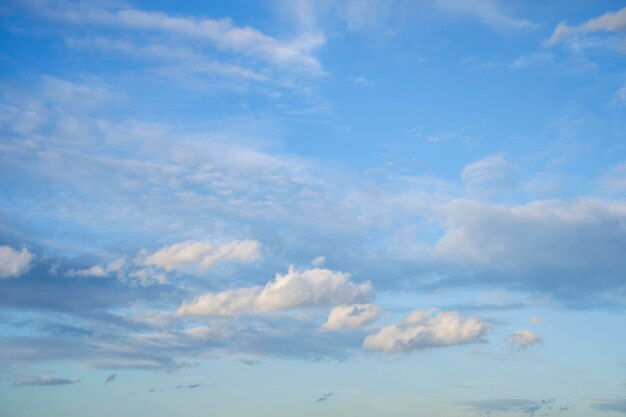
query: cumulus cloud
141 240 261 272
177 267 372 316
13 376 80 386
0 245 34 279
321 303 381 330
363 309 491 352
506 330 542 350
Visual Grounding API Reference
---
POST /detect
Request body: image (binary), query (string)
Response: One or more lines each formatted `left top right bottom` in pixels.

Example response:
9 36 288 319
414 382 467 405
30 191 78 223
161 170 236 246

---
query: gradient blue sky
1 1 626 416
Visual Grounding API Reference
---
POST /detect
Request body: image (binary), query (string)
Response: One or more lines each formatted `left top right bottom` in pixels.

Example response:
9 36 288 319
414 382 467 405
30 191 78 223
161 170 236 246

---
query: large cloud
178 267 372 316
141 240 261 271
0 245 34 279
432 199 626 270
363 309 491 352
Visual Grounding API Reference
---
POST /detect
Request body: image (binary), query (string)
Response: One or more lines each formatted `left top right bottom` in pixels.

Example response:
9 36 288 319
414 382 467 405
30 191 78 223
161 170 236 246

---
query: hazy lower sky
1 1 626 416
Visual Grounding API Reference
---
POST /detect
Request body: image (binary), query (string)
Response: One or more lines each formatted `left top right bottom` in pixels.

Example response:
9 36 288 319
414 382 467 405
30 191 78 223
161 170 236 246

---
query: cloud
311 256 326 266
105 374 117 383
435 0 535 30
23 1 325 76
431 199 626 271
178 267 372 316
141 240 261 272
13 376 80 386
529 315 541 325
460 155 517 193
594 398 626 413
547 7 626 48
506 330 542 350
458 398 557 416
316 392 333 402
0 245 34 279
363 309 491 352
68 265 108 277
321 303 381 330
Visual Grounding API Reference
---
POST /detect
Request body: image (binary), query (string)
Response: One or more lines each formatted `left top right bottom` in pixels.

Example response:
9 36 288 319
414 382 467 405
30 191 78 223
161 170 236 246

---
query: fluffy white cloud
321 303 381 330
547 7 626 46
363 309 491 352
0 245 34 279
506 330 542 350
142 240 261 271
178 267 372 316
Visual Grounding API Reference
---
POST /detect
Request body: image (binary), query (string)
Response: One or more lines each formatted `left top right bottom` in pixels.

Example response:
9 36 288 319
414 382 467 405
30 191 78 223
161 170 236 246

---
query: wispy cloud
13 376 80 386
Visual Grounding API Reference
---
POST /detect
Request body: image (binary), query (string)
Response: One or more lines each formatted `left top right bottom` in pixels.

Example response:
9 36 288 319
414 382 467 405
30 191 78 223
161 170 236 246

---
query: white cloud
141 240 261 272
460 155 517 193
177 267 372 316
363 309 491 352
435 0 534 30
547 7 626 46
0 245 34 279
67 265 108 277
28 1 325 75
311 256 326 266
506 330 542 350
529 316 541 325
321 303 381 330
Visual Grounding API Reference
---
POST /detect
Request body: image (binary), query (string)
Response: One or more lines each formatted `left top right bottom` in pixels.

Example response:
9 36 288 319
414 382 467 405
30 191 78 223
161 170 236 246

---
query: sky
1 0 626 416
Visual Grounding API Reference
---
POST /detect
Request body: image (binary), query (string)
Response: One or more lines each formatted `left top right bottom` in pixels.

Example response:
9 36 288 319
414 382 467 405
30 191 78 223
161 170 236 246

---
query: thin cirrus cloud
12 376 80 387
177 267 372 316
546 6 626 47
20 0 325 76
363 309 491 352
0 245 34 279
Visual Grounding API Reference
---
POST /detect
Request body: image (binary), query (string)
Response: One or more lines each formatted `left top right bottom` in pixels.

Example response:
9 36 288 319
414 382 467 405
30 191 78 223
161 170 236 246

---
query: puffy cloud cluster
363 309 491 352
0 245 34 279
178 267 372 316
321 304 381 330
506 330 542 350
141 240 261 271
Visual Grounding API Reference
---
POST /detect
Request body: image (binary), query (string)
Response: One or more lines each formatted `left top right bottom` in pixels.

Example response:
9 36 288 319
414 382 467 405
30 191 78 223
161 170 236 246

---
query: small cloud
311 256 326 267
105 374 117 383
13 376 80 387
506 330 542 350
363 309 491 352
316 392 333 402
594 398 626 413
0 245 34 279
529 316 541 325
175 383 201 389
348 76 375 86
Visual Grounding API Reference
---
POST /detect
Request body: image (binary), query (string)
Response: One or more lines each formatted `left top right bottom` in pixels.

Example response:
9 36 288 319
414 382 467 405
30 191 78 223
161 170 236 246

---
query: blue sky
1 0 626 416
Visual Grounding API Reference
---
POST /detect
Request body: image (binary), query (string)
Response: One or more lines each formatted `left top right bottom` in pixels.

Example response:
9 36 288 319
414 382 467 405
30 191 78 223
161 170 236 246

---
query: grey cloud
105 374 117 383
13 376 80 386
594 399 626 413
316 392 333 402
